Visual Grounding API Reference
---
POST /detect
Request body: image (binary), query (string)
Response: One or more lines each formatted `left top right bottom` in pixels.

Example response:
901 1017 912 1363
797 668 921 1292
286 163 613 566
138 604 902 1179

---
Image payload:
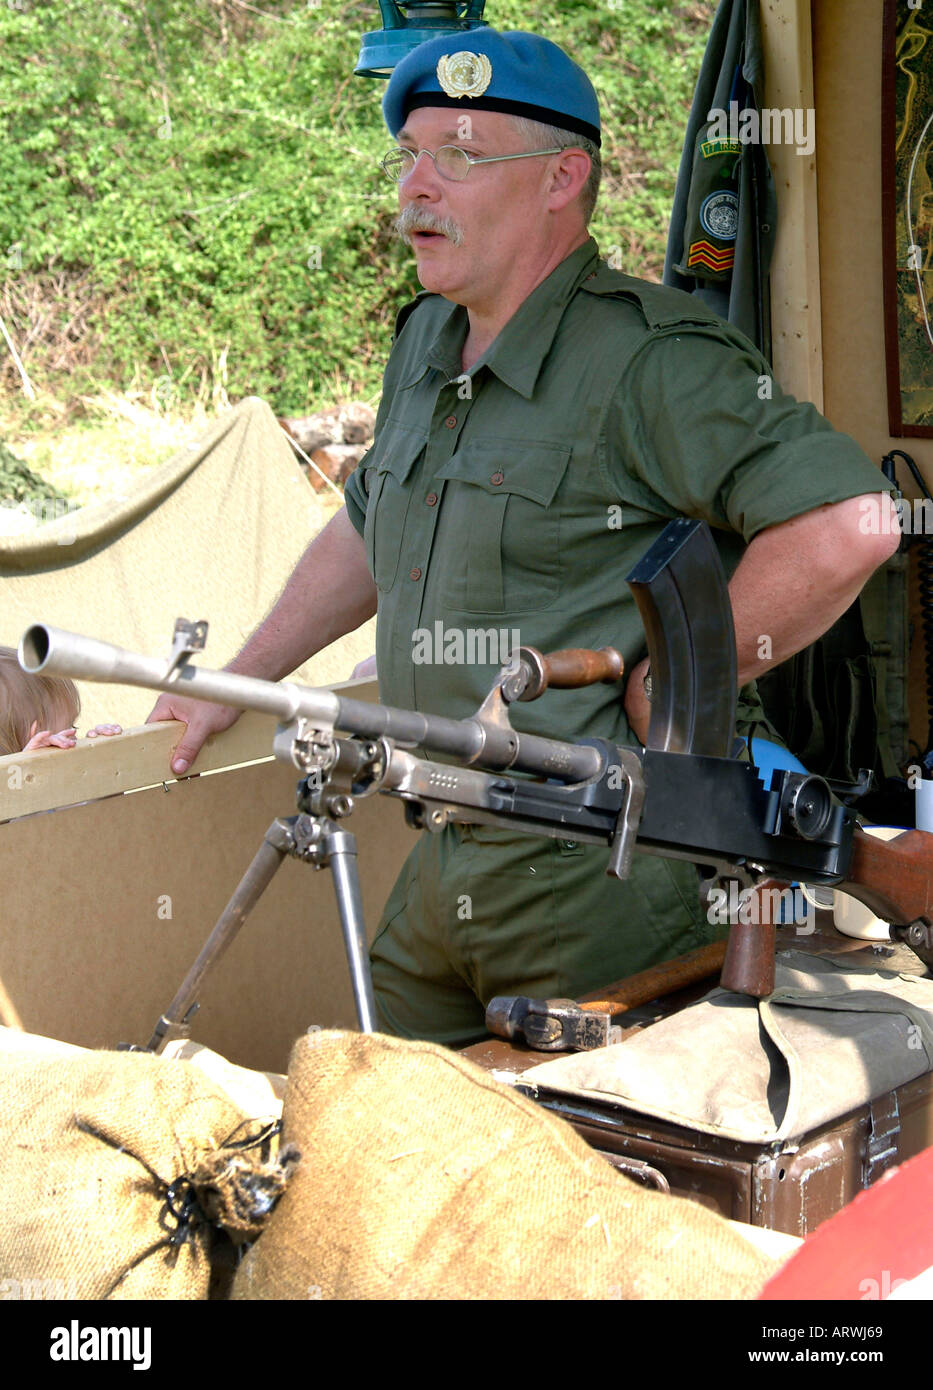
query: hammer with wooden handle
486 939 731 1052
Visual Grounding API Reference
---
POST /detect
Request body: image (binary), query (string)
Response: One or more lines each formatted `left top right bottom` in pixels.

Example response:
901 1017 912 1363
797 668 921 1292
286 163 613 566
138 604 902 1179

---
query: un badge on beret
436 51 493 100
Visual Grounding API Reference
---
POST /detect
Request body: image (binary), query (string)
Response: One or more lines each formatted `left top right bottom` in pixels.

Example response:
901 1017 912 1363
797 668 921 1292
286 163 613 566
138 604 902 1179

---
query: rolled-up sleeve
610 326 888 542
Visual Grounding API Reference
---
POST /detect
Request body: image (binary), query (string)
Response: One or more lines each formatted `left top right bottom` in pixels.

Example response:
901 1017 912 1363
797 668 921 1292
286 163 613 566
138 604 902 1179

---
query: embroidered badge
699 190 739 241
700 137 741 159
436 51 493 99
685 239 735 274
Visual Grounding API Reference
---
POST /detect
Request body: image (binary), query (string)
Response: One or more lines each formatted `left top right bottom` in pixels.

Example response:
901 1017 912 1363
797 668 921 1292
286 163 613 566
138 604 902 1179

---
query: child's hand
20 721 122 751
22 721 77 751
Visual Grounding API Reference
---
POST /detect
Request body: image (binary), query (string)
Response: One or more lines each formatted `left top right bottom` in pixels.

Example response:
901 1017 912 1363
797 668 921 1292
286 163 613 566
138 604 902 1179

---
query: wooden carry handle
516 645 624 701
541 646 623 687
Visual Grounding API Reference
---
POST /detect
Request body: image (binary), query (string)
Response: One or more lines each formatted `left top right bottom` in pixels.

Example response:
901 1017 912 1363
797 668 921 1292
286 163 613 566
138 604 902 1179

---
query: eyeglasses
380 144 564 183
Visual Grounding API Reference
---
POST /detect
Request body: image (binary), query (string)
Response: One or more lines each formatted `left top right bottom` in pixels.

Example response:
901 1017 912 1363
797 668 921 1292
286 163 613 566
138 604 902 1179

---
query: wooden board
0 676 380 820
0 680 412 1073
813 0 933 755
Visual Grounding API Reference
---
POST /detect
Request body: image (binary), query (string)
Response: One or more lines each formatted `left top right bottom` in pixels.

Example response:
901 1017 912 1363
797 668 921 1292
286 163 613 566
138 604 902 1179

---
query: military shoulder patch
701 137 741 159
699 190 739 242
685 239 735 275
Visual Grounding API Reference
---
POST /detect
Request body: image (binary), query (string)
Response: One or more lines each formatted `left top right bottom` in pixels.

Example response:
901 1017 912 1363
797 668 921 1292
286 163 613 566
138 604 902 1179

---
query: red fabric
760 1146 933 1300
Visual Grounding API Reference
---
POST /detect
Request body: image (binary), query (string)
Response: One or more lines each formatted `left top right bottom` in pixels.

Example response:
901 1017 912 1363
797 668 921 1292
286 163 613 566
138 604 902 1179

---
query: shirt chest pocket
434 440 571 615
361 423 426 592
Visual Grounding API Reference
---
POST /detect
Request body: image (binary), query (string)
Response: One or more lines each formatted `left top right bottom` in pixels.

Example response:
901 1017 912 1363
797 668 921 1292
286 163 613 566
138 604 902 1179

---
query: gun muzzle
19 622 337 726
21 623 134 684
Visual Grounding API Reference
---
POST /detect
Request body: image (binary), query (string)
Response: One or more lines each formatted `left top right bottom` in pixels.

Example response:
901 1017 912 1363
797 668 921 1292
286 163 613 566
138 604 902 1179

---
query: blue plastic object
750 736 808 790
749 738 811 925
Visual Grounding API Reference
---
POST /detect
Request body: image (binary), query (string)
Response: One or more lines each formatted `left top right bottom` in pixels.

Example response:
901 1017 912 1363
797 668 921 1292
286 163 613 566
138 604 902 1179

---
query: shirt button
490 471 504 486
409 567 422 581
444 415 457 429
425 492 438 506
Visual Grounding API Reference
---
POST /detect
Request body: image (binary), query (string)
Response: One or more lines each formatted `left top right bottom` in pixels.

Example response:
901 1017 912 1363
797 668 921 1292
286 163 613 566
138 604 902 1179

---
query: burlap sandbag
160 1040 286 1117
0 1025 286 1117
0 1048 277 1299
232 1031 778 1300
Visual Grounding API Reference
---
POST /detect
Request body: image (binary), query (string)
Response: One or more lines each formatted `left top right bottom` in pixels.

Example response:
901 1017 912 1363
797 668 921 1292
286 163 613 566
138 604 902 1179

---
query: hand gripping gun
18 520 933 1050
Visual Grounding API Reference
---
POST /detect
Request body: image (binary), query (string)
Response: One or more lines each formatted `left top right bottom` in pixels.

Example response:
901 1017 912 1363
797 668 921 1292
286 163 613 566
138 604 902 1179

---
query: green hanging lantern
355 1 489 79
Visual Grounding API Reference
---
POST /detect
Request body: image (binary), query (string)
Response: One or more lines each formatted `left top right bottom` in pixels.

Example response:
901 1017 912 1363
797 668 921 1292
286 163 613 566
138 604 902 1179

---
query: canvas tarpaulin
521 952 933 1145
0 397 377 731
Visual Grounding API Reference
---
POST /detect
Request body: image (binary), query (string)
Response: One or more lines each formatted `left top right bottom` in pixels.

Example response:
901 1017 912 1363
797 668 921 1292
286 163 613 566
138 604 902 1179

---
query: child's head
0 645 80 756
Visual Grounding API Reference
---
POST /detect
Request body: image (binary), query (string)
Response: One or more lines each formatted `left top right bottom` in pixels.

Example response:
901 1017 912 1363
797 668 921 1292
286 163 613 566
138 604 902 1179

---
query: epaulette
579 261 725 332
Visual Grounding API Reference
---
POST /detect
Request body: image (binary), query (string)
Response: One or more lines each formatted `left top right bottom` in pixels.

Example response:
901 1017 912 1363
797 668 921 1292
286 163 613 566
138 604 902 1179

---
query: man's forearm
227 506 377 681
730 494 900 687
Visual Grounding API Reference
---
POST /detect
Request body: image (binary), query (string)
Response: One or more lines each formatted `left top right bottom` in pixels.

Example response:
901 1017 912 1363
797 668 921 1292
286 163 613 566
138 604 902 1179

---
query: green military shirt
343 236 887 1045
345 236 883 741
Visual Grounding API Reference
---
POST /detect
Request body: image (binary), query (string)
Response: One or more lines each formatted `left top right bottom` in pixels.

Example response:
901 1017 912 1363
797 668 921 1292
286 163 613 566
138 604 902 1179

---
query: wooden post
760 0 824 408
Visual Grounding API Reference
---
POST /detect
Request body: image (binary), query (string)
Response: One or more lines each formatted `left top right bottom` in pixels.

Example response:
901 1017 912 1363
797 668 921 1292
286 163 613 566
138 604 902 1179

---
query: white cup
917 779 933 833
800 826 906 941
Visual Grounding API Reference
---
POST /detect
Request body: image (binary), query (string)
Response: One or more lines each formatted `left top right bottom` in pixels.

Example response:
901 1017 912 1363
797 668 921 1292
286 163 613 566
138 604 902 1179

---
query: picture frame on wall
883 0 933 438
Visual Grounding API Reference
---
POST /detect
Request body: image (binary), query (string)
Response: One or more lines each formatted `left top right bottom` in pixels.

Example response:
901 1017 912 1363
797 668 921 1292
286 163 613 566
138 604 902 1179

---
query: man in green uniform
149 30 898 1046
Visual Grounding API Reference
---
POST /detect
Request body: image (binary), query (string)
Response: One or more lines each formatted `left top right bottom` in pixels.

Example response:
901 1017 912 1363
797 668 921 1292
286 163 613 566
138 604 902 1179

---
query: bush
0 0 715 413
0 439 65 503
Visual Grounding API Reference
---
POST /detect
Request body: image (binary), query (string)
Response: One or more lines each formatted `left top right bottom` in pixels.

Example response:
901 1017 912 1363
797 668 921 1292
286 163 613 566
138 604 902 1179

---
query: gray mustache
394 206 464 247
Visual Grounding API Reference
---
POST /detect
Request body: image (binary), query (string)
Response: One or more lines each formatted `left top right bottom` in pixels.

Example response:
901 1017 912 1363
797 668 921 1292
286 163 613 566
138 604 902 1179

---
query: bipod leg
132 818 295 1054
291 814 376 1033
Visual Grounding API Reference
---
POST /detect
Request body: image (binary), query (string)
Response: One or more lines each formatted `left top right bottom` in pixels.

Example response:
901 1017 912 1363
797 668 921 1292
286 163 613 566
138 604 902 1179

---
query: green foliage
0 0 715 412
0 439 66 503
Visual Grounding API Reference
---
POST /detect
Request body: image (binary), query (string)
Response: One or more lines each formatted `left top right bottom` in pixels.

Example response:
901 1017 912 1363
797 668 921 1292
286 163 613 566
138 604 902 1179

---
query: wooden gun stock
841 827 933 953
720 831 933 997
719 830 933 996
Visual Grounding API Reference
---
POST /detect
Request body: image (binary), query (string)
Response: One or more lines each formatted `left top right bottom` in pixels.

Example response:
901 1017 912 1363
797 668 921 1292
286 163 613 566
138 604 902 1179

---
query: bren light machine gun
18 520 933 1054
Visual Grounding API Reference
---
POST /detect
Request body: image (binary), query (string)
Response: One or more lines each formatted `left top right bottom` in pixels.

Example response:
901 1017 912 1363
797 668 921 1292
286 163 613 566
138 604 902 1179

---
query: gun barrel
20 622 339 726
19 623 604 782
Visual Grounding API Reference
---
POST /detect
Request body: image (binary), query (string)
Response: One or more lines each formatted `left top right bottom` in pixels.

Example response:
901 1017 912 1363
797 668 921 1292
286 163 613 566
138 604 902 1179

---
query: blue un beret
383 29 601 148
